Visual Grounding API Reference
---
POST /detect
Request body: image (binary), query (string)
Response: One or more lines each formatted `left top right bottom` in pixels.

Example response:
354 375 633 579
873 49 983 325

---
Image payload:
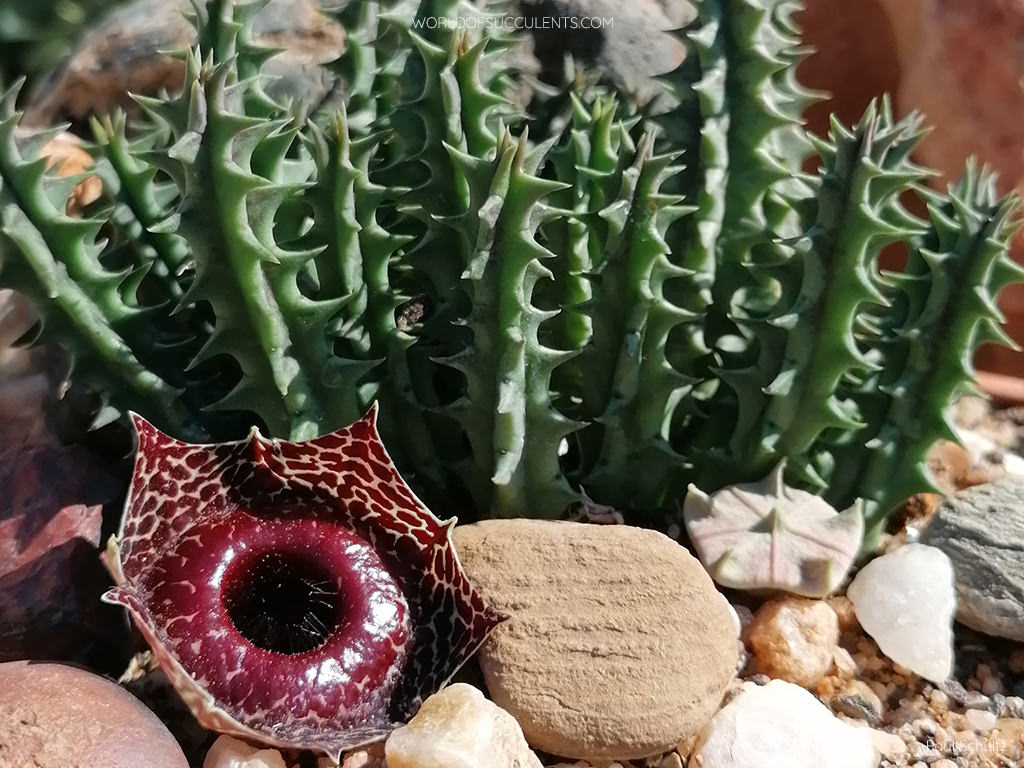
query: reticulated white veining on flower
102 404 505 761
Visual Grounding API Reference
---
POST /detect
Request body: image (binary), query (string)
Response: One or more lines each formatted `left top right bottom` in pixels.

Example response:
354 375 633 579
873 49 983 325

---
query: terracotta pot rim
976 370 1024 405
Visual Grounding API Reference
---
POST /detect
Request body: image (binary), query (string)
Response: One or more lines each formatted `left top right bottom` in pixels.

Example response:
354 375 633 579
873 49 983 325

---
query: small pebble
384 683 542 768
827 596 860 634
731 605 754 632
867 728 907 757
203 736 286 768
951 727 975 746
832 648 857 679
994 718 1024 760
735 644 751 675
964 708 997 732
892 663 914 677
745 599 840 688
660 754 683 768
981 675 1003 696
1004 695 1024 718
338 743 385 768
889 703 928 729
963 691 991 711
929 690 950 710
991 691 1006 714
831 681 884 725
897 723 916 744
912 718 937 741
907 742 939 763
676 733 698 759
866 681 888 704
939 680 967 705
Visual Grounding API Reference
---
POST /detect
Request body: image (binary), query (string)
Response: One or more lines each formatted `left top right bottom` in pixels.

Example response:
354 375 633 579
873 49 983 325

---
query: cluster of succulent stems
0 0 1018 554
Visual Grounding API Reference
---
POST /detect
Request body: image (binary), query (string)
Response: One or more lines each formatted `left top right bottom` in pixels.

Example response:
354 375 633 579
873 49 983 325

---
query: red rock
0 660 188 768
799 0 1024 377
797 0 901 139
0 445 122 664
804 0 1024 376
882 0 1024 191
0 290 51 450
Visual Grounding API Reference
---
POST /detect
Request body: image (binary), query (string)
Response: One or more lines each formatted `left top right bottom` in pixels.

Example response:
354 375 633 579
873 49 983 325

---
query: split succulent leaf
683 462 864 597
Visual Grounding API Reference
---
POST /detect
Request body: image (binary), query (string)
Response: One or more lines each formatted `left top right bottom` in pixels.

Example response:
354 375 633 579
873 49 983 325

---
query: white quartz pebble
693 679 877 768
385 684 542 768
847 544 956 683
202 735 287 768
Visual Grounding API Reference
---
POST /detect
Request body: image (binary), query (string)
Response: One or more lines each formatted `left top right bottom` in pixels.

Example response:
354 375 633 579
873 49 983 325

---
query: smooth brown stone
453 520 737 761
0 661 188 768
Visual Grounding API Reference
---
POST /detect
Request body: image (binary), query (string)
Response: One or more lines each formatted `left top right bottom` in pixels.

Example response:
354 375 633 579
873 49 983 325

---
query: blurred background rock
797 0 1024 384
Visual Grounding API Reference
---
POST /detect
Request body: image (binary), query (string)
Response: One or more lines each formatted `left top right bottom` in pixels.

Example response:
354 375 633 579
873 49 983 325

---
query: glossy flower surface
103 405 503 759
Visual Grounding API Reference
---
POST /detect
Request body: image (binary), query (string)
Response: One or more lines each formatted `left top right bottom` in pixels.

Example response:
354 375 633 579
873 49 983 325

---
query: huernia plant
0 0 1018 553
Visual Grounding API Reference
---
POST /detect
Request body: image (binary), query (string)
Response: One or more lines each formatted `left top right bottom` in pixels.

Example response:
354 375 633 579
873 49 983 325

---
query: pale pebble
867 727 907 757
336 743 385 768
832 647 857 679
384 683 541 768
693 680 877 768
847 544 956 683
202 735 287 768
964 709 997 732
830 680 884 725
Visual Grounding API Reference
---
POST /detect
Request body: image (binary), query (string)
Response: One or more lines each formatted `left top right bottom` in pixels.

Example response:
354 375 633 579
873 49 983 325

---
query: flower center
224 551 340 655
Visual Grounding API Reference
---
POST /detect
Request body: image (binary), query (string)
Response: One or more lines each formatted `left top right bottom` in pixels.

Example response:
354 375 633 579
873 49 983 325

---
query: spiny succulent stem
0 0 1019 543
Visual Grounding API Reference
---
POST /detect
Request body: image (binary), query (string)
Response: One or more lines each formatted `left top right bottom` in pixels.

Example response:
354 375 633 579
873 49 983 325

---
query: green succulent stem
853 169 1023 550
0 89 195 437
771 104 925 459
0 0 1019 545
441 132 579 517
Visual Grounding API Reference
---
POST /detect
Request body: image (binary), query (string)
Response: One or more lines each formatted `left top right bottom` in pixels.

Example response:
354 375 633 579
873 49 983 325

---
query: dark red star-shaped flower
103 404 504 759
